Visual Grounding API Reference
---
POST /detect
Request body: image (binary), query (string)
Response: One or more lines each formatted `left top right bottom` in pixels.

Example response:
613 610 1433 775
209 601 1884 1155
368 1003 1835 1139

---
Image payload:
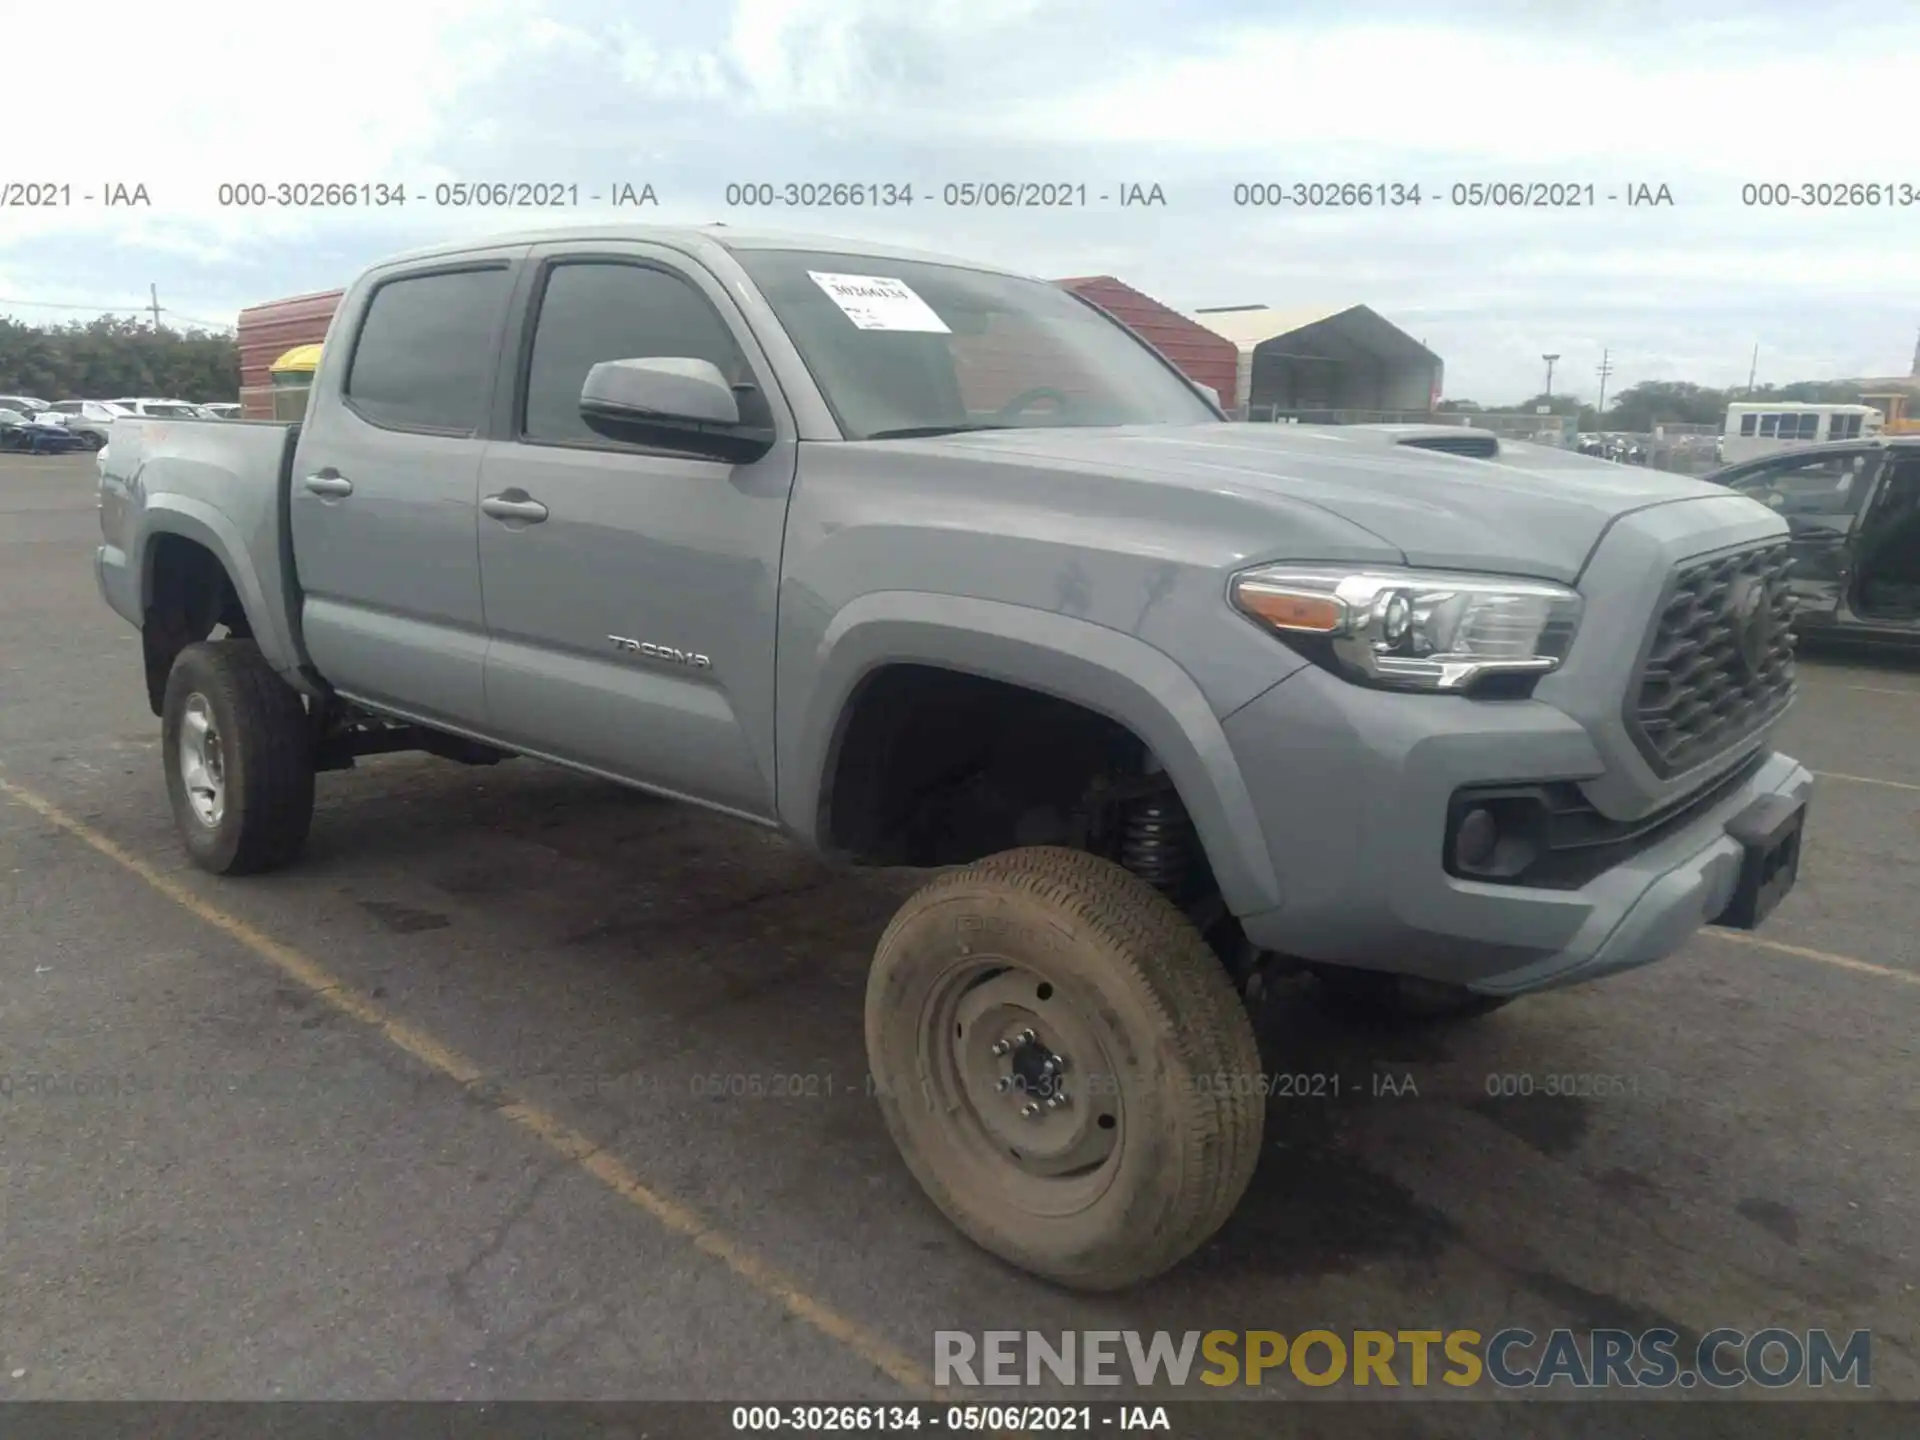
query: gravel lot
1 452 1914 1430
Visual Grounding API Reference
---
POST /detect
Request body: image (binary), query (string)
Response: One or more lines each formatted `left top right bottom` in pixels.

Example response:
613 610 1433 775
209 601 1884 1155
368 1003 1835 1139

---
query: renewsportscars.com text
934 1328 1872 1390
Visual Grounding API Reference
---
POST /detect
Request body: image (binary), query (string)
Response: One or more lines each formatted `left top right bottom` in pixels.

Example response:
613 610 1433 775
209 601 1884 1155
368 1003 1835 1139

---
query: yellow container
269 344 321 421
269 343 322 377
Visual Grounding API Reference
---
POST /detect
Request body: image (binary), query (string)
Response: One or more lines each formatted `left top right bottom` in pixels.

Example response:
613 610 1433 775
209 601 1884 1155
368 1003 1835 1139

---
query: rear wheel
161 640 315 875
1309 964 1512 1022
866 846 1264 1290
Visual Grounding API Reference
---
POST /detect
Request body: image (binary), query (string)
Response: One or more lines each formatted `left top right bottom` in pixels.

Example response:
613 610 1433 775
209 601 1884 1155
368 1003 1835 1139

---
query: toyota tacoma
95 225 1812 1289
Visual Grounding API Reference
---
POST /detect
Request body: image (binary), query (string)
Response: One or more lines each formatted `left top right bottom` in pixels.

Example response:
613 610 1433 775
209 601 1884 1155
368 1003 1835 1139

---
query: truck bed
96 415 311 684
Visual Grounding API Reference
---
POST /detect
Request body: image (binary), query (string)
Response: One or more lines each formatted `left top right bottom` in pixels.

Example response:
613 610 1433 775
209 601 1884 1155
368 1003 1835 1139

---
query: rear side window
521 261 762 445
345 266 511 433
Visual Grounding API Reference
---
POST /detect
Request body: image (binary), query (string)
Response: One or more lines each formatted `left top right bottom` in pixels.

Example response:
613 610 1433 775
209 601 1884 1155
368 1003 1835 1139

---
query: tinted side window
1729 452 1868 518
345 267 511 433
522 262 762 445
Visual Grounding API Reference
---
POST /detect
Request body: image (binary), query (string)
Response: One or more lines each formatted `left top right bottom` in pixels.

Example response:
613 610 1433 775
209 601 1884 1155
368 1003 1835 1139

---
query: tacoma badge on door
609 634 712 669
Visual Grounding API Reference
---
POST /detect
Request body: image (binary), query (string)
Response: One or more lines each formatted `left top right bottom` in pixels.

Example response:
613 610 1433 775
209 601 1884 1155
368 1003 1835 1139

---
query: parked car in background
1709 436 1920 646
108 397 207 419
0 393 52 414
44 399 131 450
199 403 242 419
0 406 91 453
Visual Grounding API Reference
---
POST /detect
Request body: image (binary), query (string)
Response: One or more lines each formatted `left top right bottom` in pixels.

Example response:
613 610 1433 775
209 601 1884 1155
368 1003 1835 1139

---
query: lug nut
994 1076 1013 1093
1046 1093 1068 1109
990 1039 1011 1057
1018 1029 1037 1045
1020 1102 1042 1119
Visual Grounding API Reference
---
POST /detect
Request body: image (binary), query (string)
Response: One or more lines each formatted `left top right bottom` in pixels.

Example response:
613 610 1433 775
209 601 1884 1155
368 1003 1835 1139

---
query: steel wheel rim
178 693 226 828
922 957 1127 1219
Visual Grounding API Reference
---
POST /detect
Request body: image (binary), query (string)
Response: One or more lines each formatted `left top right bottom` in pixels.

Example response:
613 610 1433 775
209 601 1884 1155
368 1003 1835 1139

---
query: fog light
1454 807 1500 871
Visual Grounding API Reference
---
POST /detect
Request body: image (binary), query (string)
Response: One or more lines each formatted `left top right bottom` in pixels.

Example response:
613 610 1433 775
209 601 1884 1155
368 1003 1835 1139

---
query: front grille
1397 433 1501 459
1626 540 1797 777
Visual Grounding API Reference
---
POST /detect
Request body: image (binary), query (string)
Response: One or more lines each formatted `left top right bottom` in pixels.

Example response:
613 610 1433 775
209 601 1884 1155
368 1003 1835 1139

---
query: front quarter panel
773 441 1407 915
782 590 1284 915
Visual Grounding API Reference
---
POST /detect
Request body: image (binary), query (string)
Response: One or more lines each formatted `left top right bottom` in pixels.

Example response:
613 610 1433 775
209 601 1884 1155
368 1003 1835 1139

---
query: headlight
1230 564 1583 693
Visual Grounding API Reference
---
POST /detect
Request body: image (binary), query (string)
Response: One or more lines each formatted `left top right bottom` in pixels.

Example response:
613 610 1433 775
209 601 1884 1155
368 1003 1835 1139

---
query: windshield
147 403 198 416
732 249 1220 440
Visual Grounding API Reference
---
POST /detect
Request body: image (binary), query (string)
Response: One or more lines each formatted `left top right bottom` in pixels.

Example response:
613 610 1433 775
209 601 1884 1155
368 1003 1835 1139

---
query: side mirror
579 357 774 463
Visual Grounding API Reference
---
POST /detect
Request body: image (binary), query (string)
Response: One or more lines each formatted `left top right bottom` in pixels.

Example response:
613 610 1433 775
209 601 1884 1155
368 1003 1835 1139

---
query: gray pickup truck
96 224 1812 1290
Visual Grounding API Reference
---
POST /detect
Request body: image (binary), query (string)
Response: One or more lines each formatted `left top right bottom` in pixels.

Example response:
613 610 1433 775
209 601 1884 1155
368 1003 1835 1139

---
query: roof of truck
371 224 1031 280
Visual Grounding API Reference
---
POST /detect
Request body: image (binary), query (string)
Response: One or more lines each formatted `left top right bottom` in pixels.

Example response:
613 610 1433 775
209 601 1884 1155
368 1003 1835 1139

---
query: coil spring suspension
1121 792 1196 903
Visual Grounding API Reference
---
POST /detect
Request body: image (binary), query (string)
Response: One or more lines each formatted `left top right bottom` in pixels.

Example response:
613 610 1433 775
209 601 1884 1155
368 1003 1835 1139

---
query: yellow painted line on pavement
0 772 937 1399
1845 684 1920 699
1813 769 1920 794
1704 927 1919 986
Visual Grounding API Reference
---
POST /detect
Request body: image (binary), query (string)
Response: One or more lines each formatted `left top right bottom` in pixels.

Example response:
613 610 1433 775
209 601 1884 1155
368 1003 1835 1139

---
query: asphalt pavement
1 452 1914 1428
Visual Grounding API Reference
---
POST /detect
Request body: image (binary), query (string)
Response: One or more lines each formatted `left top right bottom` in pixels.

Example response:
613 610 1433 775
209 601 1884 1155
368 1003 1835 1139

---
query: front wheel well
822 663 1228 884
141 534 252 715
823 663 1264 990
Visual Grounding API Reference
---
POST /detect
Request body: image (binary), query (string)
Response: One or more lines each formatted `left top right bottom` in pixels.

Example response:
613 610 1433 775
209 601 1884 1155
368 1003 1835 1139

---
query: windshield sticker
807 271 952 333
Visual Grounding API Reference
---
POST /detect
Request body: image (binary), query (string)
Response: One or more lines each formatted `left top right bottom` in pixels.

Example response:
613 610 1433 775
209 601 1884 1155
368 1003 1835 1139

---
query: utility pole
1596 348 1614 416
1747 343 1759 396
1542 353 1560 401
149 283 162 332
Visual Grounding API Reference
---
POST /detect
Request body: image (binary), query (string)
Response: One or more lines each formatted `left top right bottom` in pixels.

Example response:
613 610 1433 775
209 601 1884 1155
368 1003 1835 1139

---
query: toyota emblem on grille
1727 574 1773 676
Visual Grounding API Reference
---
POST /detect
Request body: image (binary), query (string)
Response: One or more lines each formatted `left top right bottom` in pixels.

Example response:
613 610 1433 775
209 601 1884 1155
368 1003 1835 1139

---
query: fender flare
780 591 1284 917
137 495 305 683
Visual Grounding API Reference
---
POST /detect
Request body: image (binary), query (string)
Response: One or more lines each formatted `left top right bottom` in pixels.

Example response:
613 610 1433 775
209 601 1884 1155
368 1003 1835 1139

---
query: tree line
1440 378 1898 433
0 315 239 403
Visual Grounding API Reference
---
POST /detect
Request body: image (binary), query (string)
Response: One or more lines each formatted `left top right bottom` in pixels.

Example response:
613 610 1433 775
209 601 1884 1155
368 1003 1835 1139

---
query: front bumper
1221 662 1813 998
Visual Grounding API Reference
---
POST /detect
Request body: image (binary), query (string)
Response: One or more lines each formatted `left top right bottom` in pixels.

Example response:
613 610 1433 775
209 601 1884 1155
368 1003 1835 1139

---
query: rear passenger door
474 242 798 818
291 253 521 732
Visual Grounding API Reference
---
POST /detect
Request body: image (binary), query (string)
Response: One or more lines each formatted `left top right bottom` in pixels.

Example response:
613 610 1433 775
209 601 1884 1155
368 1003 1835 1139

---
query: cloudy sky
3 0 1916 403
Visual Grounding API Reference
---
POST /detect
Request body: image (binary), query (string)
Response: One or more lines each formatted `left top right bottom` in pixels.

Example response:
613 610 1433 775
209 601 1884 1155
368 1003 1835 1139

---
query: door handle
481 492 549 523
303 473 354 497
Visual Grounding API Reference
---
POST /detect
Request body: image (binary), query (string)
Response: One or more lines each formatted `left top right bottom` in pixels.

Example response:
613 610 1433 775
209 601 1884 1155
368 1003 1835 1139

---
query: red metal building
1053 276 1240 406
236 288 342 418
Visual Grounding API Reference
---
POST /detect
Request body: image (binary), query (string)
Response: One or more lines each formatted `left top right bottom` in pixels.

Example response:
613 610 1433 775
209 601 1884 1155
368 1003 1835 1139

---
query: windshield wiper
862 423 1014 440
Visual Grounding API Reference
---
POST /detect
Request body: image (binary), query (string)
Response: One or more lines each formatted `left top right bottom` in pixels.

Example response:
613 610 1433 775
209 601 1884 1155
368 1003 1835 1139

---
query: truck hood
904 423 1731 584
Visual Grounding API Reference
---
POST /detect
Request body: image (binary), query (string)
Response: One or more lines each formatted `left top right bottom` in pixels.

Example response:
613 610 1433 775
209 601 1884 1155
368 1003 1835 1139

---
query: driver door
1720 447 1877 626
475 241 798 819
